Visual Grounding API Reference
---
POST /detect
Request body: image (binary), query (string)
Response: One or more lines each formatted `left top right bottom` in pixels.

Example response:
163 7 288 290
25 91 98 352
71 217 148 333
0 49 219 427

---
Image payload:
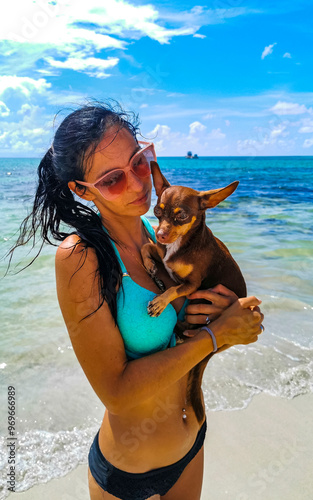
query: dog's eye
175 212 188 221
154 206 163 218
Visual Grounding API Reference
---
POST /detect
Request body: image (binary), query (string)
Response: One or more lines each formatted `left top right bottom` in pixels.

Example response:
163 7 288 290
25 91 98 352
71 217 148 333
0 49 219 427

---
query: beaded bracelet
201 326 218 352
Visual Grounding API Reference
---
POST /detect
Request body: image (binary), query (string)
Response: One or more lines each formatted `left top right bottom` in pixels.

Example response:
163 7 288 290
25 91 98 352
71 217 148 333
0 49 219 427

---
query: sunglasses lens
131 148 153 177
96 170 126 198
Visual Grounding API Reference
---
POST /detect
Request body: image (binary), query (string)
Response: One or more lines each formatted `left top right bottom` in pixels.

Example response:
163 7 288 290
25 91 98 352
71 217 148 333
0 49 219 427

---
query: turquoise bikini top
104 216 187 360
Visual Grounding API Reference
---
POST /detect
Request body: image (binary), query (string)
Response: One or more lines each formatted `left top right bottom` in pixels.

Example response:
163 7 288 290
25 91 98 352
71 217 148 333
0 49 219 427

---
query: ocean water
0 156 313 496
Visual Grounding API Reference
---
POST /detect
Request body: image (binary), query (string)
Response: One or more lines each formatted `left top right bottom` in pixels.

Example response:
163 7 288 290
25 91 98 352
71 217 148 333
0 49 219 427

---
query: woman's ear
68 181 97 201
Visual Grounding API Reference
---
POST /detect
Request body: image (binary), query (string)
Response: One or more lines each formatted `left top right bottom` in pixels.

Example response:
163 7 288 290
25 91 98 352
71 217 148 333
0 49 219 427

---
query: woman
11 102 263 500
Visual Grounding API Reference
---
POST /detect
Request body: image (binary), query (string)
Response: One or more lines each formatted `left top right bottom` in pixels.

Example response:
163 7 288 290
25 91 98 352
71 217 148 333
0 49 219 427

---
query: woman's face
82 126 152 217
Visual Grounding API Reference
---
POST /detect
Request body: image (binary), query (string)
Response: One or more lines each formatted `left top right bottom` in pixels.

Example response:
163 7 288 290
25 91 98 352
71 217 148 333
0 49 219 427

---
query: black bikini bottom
88 418 207 500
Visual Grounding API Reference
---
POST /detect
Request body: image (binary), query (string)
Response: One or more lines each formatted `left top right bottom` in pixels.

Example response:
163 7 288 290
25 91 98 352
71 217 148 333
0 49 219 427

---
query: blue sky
0 0 313 156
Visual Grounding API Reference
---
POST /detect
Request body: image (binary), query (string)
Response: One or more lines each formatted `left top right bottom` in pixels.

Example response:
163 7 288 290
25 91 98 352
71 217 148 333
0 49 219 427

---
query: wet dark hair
7 100 141 323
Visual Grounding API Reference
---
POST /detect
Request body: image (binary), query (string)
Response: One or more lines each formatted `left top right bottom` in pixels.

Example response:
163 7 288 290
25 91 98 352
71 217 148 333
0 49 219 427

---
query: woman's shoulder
56 233 86 256
57 233 81 250
55 233 97 271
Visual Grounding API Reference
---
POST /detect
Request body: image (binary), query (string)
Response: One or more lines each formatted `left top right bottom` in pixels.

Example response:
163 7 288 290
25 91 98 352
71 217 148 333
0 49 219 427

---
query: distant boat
185 151 199 159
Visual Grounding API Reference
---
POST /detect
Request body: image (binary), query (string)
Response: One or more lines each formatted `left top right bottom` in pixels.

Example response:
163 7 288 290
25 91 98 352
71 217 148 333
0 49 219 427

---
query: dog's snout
156 229 169 241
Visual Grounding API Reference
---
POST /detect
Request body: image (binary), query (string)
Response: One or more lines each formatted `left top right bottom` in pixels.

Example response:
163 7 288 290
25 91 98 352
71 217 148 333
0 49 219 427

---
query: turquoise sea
0 156 313 496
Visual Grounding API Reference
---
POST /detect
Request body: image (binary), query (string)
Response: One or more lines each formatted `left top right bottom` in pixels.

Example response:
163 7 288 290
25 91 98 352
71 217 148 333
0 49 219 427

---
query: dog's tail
186 354 213 423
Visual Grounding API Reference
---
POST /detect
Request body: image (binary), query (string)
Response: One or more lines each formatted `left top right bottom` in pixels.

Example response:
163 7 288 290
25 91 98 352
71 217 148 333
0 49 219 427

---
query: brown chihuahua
141 161 247 423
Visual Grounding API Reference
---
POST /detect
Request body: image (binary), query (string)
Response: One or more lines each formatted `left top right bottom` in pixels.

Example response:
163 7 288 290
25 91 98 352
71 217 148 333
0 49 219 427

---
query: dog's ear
150 161 171 198
198 181 239 210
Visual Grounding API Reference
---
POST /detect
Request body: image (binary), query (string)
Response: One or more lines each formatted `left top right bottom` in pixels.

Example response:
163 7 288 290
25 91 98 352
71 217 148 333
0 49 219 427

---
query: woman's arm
56 237 263 415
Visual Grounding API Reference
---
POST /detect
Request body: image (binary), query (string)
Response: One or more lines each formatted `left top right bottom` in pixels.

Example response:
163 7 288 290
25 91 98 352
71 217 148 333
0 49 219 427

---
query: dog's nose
156 230 169 241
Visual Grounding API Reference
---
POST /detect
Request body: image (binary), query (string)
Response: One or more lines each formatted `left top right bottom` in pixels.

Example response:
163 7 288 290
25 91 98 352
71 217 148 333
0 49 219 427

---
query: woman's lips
129 191 149 205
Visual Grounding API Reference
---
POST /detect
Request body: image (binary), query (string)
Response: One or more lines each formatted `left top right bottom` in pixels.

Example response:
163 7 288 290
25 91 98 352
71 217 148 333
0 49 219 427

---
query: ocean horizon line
1 155 313 160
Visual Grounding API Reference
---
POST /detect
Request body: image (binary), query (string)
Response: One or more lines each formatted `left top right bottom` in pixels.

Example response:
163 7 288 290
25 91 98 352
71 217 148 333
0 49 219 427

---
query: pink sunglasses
75 141 156 200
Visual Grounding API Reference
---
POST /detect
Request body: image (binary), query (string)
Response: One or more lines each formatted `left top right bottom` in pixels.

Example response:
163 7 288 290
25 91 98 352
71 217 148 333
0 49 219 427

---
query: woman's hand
185 284 238 325
183 295 264 353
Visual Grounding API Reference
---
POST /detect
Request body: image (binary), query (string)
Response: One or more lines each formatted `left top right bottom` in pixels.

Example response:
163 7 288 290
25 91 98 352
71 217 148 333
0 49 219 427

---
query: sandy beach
7 392 313 500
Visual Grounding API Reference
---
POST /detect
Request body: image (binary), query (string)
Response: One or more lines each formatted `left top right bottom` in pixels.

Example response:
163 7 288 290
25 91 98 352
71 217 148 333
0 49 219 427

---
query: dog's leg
147 281 198 317
141 242 163 277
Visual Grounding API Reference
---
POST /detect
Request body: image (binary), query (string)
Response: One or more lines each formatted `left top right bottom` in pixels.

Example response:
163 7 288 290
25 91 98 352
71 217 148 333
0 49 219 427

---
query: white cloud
237 138 266 153
45 90 86 106
154 139 166 153
261 43 277 59
23 127 46 138
1 2 126 48
225 119 230 127
166 92 185 98
131 88 163 96
76 4 196 45
0 131 9 143
207 128 226 139
45 56 119 78
140 104 148 108
270 123 289 139
303 138 313 148
269 101 312 115
0 101 10 117
189 121 206 134
283 52 292 58
0 0 264 80
0 104 52 153
236 116 298 155
161 5 262 27
145 122 223 155
143 94 313 143
11 140 33 152
193 33 206 39
0 75 50 97
0 0 196 52
148 124 172 138
17 103 32 115
298 118 313 133
299 125 313 133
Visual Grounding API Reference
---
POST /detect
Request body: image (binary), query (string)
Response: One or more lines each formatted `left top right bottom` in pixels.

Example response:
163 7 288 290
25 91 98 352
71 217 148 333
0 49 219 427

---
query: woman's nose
127 170 145 191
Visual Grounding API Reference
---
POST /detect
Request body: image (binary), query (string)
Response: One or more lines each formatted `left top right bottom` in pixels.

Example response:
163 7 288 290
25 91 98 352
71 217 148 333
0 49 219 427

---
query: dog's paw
147 295 168 317
144 258 157 278
175 335 185 345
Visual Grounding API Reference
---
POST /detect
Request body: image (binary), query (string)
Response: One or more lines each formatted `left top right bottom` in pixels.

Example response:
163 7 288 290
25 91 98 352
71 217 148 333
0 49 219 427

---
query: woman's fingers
185 292 260 325
185 302 223 316
186 287 236 306
251 309 264 324
182 328 202 337
185 285 241 325
185 313 215 325
238 296 262 309
208 284 238 297
248 335 258 344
